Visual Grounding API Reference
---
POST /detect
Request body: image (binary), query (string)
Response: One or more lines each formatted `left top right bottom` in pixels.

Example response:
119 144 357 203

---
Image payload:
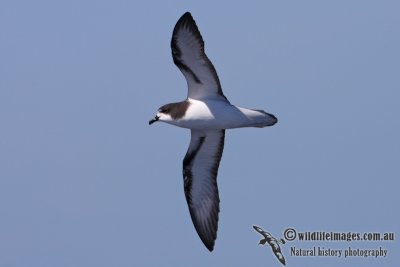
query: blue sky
0 1 399 266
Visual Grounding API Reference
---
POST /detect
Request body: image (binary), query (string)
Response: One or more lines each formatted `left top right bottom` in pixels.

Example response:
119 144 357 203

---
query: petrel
149 12 277 251
253 225 286 265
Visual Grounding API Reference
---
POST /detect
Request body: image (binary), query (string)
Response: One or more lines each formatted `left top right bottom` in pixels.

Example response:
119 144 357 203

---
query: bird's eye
159 107 169 113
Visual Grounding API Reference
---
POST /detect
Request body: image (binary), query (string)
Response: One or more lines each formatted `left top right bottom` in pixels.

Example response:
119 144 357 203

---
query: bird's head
149 104 174 125
149 101 189 125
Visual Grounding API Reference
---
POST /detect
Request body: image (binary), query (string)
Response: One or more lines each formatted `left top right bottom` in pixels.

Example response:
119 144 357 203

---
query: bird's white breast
169 98 272 130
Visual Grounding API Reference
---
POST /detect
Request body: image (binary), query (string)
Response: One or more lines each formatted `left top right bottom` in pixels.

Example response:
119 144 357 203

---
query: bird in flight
253 225 286 265
149 12 277 251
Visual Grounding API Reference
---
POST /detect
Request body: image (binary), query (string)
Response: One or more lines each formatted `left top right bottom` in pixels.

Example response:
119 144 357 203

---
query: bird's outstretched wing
253 225 273 239
183 130 225 251
270 241 286 265
171 12 229 102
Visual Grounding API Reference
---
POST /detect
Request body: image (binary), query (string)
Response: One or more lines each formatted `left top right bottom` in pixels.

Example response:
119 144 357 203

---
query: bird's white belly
170 99 273 130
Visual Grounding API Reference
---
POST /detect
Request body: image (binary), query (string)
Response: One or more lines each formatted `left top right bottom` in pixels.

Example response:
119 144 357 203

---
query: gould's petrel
149 12 277 251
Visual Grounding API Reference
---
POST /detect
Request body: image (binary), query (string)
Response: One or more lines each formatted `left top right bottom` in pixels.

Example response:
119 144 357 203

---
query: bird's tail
249 109 278 128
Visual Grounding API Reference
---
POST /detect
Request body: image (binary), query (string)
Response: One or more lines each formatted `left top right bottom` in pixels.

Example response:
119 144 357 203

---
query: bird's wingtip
204 240 215 252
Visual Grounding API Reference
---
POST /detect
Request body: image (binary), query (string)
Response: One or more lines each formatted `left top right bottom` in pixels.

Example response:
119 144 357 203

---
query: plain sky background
1 1 399 266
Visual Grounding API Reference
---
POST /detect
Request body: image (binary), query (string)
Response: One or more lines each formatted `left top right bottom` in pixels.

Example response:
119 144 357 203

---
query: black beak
149 115 159 125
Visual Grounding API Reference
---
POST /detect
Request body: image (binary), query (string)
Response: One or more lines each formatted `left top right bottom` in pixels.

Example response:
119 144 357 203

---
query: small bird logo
253 225 286 265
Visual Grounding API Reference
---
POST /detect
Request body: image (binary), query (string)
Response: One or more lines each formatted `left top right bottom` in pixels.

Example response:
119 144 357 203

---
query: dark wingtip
196 226 216 252
175 12 194 28
180 12 192 20
253 225 262 232
204 240 215 252
173 11 201 36
270 113 278 125
195 221 217 252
